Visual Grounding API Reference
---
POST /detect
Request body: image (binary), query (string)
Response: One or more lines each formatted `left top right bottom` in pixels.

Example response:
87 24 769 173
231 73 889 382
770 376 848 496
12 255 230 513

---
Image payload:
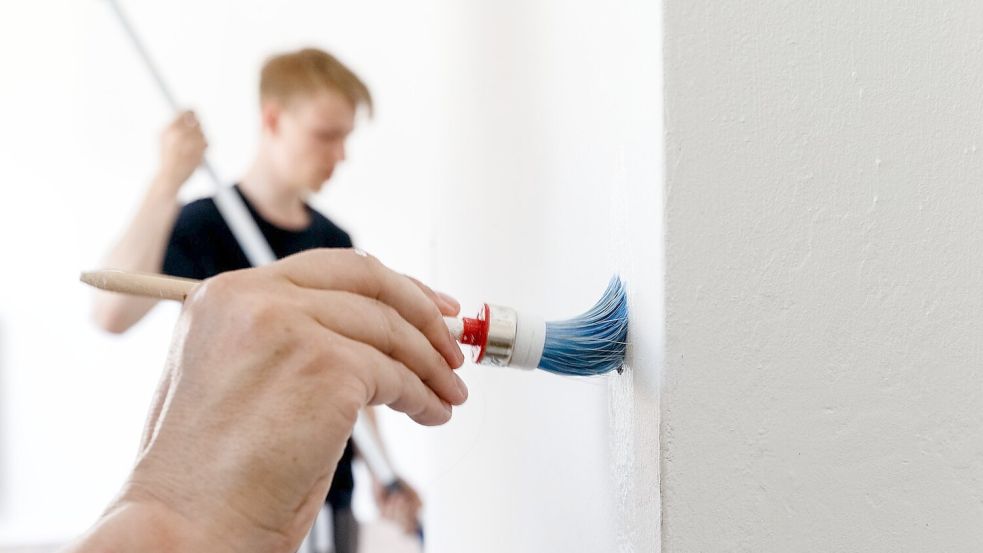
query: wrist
149 170 185 198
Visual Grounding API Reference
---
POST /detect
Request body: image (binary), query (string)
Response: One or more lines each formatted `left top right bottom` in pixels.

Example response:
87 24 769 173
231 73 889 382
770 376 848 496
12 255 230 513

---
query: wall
663 1 983 551
0 1 663 550
425 2 663 552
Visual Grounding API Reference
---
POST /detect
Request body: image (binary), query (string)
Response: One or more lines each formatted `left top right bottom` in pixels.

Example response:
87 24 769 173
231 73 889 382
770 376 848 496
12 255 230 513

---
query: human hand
374 478 423 535
67 249 466 553
153 110 207 194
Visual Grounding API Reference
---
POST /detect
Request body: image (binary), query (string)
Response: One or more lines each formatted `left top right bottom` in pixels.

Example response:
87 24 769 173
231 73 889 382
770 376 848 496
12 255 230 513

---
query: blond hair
260 48 373 115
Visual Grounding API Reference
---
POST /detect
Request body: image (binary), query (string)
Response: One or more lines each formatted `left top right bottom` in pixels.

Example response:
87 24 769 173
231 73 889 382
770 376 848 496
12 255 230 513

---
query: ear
261 100 282 136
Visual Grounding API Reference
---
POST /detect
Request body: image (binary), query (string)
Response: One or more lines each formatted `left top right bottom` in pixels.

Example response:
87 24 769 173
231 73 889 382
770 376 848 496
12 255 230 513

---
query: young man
92 48 420 553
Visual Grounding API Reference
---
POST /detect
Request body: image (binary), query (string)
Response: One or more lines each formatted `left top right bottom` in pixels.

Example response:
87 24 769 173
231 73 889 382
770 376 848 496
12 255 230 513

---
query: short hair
260 48 373 115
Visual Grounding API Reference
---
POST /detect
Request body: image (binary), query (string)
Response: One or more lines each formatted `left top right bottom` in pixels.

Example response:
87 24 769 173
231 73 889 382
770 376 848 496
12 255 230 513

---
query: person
65 249 468 552
91 48 421 550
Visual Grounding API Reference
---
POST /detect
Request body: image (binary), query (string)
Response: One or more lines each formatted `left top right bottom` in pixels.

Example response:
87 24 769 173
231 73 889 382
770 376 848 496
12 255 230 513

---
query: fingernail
447 329 465 366
452 340 466 366
455 374 469 403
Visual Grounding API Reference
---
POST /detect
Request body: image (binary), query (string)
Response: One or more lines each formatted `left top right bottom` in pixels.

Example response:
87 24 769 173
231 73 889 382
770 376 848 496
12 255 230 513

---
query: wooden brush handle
80 270 200 302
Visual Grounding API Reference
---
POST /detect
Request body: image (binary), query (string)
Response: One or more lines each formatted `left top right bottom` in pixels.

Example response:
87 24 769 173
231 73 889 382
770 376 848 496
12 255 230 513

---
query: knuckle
351 247 382 270
194 272 286 333
187 272 237 310
343 248 386 290
419 297 443 329
312 341 373 399
307 330 356 366
376 302 402 355
425 297 442 319
300 334 342 374
241 297 286 334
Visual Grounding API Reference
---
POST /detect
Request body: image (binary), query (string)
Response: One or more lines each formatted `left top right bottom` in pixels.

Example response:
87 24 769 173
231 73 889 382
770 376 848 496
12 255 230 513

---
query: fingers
168 111 207 145
172 110 199 129
180 110 198 128
336 334 453 426
274 249 465 370
299 290 467 405
379 490 420 534
405 275 460 317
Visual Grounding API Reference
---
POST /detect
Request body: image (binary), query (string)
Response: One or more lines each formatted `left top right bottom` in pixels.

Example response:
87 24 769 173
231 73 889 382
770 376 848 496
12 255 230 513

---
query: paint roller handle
104 0 238 200
104 0 180 110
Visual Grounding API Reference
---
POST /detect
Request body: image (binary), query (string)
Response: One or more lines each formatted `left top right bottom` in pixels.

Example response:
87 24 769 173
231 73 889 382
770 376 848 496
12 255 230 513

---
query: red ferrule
459 304 491 363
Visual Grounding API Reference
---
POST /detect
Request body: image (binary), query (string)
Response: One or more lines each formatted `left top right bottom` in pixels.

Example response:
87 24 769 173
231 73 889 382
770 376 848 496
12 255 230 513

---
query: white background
0 1 663 550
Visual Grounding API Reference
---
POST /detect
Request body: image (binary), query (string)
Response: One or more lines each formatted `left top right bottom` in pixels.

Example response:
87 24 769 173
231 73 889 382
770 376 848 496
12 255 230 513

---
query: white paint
664 1 983 551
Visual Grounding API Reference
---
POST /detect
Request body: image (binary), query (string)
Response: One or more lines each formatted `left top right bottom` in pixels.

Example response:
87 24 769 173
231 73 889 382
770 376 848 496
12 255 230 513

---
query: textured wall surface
664 1 983 551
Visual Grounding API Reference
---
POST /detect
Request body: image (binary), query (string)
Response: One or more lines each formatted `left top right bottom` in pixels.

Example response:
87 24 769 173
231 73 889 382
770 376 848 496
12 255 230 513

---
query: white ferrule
444 317 464 341
510 312 545 370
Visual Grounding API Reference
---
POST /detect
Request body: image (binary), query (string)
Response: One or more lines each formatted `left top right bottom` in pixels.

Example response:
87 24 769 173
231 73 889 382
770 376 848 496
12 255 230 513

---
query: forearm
102 175 182 272
91 175 182 332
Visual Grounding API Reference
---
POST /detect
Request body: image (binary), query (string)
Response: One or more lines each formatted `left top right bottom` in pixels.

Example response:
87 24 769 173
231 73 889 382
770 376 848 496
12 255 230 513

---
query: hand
67 249 467 553
154 110 207 194
374 478 423 535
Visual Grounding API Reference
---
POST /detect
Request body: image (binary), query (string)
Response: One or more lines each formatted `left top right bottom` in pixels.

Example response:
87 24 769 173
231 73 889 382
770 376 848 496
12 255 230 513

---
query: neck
240 154 311 230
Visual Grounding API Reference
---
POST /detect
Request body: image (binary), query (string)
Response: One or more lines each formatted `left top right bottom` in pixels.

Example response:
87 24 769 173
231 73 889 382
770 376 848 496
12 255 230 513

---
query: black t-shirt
162 185 356 510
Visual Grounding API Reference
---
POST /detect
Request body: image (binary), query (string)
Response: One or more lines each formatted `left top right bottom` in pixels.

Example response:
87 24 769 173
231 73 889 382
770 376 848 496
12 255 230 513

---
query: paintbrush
81 269 629 375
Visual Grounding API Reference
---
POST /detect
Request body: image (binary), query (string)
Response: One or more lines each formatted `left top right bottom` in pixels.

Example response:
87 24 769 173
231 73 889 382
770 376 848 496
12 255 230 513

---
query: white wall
0 1 663 550
664 1 983 551
425 2 663 552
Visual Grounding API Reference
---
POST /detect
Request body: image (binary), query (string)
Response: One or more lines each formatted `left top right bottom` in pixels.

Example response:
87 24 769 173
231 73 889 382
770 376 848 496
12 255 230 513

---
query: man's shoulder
174 196 225 232
180 195 220 217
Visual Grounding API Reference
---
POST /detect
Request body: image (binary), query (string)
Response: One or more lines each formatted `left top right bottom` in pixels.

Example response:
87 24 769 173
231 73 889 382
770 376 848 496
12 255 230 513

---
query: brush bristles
538 276 629 376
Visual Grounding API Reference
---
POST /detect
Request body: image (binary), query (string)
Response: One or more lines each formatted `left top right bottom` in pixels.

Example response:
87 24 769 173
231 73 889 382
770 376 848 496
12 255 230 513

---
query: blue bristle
538 276 629 376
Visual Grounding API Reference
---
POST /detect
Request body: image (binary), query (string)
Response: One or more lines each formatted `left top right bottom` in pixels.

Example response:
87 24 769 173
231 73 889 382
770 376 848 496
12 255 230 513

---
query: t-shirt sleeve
320 216 353 249
338 230 354 249
162 208 207 280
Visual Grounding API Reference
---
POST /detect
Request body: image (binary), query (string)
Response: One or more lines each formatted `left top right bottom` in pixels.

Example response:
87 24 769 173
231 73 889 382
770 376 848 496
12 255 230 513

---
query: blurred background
0 1 662 551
